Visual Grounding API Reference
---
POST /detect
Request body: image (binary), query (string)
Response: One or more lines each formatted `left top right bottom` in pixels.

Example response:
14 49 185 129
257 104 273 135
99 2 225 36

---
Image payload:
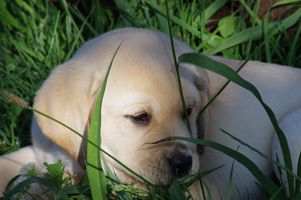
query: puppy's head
32 28 209 185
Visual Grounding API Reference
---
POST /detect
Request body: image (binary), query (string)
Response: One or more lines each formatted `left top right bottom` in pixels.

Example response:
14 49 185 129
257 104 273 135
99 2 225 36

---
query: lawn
0 0 301 199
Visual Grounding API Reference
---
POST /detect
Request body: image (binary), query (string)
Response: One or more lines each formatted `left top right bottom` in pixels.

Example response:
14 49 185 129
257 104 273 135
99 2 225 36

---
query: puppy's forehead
75 28 193 74
107 40 197 94
100 30 198 98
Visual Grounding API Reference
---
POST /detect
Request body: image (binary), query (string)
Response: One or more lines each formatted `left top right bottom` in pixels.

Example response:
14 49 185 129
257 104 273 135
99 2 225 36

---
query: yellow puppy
0 28 301 199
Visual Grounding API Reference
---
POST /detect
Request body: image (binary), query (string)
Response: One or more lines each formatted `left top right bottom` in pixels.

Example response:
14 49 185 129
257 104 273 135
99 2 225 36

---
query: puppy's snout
167 151 192 178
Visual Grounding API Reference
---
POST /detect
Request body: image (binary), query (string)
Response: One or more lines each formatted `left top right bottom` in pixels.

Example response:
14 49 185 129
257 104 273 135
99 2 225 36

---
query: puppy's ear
193 69 209 154
33 61 102 159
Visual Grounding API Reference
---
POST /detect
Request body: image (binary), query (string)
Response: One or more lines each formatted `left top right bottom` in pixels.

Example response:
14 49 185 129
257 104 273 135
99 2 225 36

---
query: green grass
0 0 301 199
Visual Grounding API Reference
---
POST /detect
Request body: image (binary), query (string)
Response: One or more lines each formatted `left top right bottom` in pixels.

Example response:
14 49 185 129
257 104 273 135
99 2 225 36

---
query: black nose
167 152 192 178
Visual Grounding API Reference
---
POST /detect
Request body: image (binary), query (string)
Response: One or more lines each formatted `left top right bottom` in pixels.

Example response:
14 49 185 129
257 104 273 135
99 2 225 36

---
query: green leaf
205 33 224 48
218 16 239 38
44 161 65 188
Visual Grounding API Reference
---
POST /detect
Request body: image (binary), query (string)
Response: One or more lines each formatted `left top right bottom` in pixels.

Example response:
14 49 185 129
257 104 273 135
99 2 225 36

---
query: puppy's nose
167 151 192 178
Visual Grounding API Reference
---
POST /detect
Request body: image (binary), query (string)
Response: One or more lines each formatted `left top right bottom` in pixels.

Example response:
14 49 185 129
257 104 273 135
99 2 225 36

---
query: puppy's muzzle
166 149 192 178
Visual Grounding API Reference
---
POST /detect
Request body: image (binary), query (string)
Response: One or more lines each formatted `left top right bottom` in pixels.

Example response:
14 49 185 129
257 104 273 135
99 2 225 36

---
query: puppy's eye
126 112 151 126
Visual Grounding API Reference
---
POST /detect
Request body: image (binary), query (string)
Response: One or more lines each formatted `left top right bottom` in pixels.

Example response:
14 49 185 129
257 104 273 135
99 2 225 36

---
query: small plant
2 160 90 200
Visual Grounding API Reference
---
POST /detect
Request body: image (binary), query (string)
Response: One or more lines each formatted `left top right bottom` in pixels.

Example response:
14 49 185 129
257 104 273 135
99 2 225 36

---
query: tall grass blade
87 44 122 200
181 165 224 187
144 0 199 36
287 22 301 66
226 152 237 200
204 0 228 22
0 1 21 29
263 14 272 63
199 179 207 200
271 0 301 9
165 0 192 134
239 0 261 25
179 53 293 196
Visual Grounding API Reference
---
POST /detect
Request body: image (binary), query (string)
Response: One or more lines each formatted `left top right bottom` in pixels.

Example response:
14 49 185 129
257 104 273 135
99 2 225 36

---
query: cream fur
0 28 300 199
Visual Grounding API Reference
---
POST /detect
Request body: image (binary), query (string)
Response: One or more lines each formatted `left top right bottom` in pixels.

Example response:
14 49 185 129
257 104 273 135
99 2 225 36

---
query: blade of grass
69 7 98 36
165 0 192 134
200 0 206 47
204 0 228 22
86 43 122 200
145 0 199 36
271 0 301 9
199 179 207 200
226 148 238 200
295 152 301 194
0 1 21 29
287 22 301 66
239 0 261 25
263 13 272 63
180 165 224 187
179 53 294 195
65 13 89 60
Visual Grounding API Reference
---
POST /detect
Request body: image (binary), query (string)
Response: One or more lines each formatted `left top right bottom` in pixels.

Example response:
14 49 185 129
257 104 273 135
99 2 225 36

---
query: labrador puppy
0 28 300 199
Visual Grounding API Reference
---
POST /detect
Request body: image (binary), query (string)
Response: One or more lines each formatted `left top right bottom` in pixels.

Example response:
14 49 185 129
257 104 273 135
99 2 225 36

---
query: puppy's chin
111 163 173 188
105 159 172 188
106 156 177 187
112 169 149 188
